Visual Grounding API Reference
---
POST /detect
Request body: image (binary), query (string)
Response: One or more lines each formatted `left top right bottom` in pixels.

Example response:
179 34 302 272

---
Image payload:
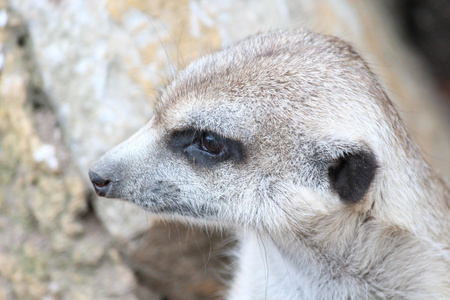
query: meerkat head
90 29 399 233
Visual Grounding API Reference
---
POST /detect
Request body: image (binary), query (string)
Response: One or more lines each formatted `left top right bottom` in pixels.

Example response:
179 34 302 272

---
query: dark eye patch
168 128 245 167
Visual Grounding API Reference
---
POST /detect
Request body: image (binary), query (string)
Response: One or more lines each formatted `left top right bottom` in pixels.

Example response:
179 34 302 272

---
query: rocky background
0 0 449 299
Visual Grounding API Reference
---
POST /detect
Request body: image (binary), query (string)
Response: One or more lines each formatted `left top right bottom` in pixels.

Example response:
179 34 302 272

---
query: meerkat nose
89 170 111 197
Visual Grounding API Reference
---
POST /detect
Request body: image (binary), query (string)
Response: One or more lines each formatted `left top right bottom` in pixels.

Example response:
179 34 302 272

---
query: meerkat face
90 30 383 231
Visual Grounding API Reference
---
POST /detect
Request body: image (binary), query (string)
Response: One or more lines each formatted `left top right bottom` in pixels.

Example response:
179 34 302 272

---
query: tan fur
90 29 450 299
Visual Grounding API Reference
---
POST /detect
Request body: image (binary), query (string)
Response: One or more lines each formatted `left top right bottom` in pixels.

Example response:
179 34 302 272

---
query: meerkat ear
328 149 378 204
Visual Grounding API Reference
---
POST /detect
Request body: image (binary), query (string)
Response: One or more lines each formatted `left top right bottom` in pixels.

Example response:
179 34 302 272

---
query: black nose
89 170 111 197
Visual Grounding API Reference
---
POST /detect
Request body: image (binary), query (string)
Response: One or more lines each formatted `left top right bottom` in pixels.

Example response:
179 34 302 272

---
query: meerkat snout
90 29 450 299
89 170 111 197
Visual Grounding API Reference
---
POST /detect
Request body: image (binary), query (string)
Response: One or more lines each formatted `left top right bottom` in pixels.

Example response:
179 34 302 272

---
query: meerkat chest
227 231 305 300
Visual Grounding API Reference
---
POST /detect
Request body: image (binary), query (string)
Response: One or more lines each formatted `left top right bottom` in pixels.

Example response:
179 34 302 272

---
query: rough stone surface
0 6 140 300
2 0 450 299
9 0 158 238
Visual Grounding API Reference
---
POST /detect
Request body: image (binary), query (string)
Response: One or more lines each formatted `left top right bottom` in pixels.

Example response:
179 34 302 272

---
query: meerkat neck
237 210 448 299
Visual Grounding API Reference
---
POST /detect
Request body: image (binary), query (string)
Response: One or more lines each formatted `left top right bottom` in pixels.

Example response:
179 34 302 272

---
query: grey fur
90 29 450 299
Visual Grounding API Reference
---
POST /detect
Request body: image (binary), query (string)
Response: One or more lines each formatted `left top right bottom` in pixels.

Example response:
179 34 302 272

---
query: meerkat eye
169 128 245 167
199 132 225 155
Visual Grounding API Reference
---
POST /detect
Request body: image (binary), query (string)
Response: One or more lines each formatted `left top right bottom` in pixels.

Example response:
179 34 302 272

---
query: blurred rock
0 6 139 299
2 0 450 299
9 0 157 238
128 222 232 300
393 0 450 81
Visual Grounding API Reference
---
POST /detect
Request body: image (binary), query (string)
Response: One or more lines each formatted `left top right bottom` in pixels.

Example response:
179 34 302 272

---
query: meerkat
89 29 450 299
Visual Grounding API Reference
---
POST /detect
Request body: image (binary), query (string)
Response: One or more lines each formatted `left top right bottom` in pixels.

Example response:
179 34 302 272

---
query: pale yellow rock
108 248 122 264
71 288 95 300
72 243 105 267
51 232 73 253
0 253 14 278
0 6 139 299
0 287 7 300
61 214 84 237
